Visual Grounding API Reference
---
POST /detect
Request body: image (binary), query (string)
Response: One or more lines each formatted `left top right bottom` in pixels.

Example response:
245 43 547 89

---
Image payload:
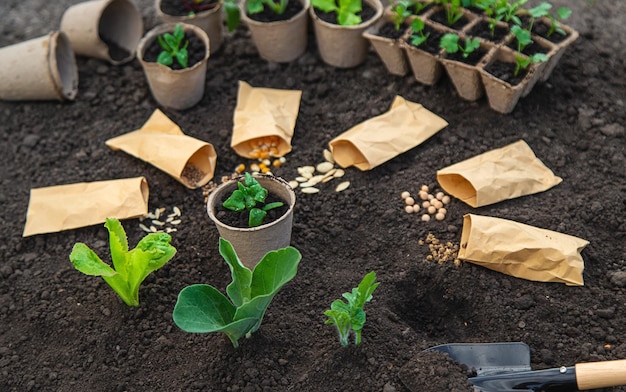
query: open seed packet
437 140 562 207
328 96 448 170
231 81 302 159
106 109 217 189
23 177 148 237
458 214 588 286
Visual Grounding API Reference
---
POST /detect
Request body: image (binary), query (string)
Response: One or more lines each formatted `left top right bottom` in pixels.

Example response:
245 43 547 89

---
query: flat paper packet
231 81 302 158
106 109 217 189
458 214 588 286
23 177 149 237
437 139 562 207
328 96 448 171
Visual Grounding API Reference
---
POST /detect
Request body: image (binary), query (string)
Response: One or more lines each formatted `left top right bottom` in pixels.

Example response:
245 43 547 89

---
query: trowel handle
576 359 626 390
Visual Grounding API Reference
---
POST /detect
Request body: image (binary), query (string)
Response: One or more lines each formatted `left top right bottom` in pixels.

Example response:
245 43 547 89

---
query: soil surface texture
1 1 625 391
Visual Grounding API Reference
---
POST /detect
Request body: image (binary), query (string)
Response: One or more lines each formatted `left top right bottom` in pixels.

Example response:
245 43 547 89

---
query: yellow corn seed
235 163 245 173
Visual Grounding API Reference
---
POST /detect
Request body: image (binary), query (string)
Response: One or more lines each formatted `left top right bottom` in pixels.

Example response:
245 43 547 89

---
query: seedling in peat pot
409 18 430 47
247 0 289 15
69 218 177 307
527 1 571 36
324 271 380 346
183 0 219 16
172 238 301 348
157 23 189 68
390 0 413 31
436 0 464 26
312 0 363 26
223 172 284 227
514 52 547 76
511 24 532 52
440 33 480 58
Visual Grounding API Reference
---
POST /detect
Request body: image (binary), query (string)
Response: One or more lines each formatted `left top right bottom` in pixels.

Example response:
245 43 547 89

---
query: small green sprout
437 0 464 26
222 173 285 228
391 0 412 31
409 18 430 47
247 0 289 15
224 0 242 31
324 271 380 346
510 24 532 52
157 24 189 68
440 33 480 58
527 2 571 36
514 52 548 76
311 0 363 26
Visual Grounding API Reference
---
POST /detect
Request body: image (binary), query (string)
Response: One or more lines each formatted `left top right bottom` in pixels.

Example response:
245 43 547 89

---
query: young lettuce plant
69 218 177 307
247 0 289 15
311 0 363 26
440 33 480 58
409 18 430 47
324 271 380 346
222 172 284 228
172 238 301 348
390 0 412 31
157 23 189 68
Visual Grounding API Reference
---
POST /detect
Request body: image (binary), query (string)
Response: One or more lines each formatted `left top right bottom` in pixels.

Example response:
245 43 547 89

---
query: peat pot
137 23 210 110
60 0 143 64
241 0 310 63
310 0 383 68
207 174 296 269
362 10 410 76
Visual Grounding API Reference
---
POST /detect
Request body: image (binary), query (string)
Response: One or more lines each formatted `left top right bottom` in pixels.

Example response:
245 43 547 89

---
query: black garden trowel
425 342 626 392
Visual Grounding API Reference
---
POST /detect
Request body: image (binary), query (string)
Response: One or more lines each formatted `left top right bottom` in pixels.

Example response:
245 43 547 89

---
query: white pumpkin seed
295 176 309 182
309 175 325 184
297 166 315 176
299 181 315 188
166 216 174 223
333 169 345 178
335 181 350 192
139 223 151 233
316 161 334 173
170 219 181 225
152 220 165 226
323 149 334 164
288 180 299 189
173 206 181 216
149 225 158 232
166 227 177 233
301 187 320 194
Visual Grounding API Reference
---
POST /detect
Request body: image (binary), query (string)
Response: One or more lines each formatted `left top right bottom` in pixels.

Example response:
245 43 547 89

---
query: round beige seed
421 185 429 192
442 195 451 204
435 213 445 221
427 193 434 200
433 200 443 209
438 208 447 215
405 205 414 214
401 191 411 199
436 192 444 200
405 197 415 206
419 191 429 200
422 201 431 208
421 214 431 222
428 206 437 214
412 205 420 213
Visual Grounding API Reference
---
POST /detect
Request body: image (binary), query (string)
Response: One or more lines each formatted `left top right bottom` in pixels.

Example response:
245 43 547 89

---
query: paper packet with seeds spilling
106 109 217 189
23 177 149 237
231 81 302 159
437 140 562 208
458 214 588 286
328 96 448 171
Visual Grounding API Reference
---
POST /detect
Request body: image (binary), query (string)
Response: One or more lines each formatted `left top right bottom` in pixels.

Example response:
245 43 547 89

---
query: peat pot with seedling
241 0 311 62
137 23 210 110
207 173 296 269
439 32 491 101
400 17 446 85
310 0 383 68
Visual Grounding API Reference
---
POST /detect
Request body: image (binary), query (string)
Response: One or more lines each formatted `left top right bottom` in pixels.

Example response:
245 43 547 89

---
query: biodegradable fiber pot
362 15 409 76
156 0 224 54
0 31 78 101
207 174 296 269
440 39 492 101
137 23 210 111
241 0 310 63
60 0 143 65
310 0 383 68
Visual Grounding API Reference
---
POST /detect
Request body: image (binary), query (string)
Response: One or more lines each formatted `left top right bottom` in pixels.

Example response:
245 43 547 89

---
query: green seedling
69 218 177 307
157 24 189 68
247 0 289 15
224 0 242 31
514 52 547 76
527 2 571 36
222 172 285 228
312 0 363 26
409 18 430 47
440 33 480 58
172 238 301 348
324 271 380 346
436 0 464 26
391 0 412 30
510 24 532 52
495 0 527 25
411 0 432 15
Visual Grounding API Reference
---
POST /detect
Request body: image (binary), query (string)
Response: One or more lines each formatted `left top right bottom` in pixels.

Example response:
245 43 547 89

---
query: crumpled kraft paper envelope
231 81 302 158
106 109 217 189
437 139 562 207
458 214 588 286
23 177 149 237
328 96 448 171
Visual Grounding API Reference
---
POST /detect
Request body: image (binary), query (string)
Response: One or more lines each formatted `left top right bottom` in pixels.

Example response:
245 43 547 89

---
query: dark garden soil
1 1 625 391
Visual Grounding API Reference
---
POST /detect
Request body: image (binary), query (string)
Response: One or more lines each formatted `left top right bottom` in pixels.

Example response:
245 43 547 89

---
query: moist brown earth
1 1 625 391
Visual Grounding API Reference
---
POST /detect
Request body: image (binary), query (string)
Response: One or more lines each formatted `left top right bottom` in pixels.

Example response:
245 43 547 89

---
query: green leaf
105 218 128 277
221 238 252 307
528 2 551 18
164 33 179 50
248 208 267 227
157 51 173 66
69 243 117 277
262 202 283 212
250 247 301 298
224 1 241 31
157 35 171 51
247 0 264 14
173 24 185 41
557 6 571 20
223 189 246 211
175 48 189 68
440 33 460 54
312 0 339 13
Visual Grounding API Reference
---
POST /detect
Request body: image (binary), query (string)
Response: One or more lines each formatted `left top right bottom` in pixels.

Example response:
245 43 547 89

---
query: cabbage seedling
311 0 363 26
157 24 189 68
440 33 480 58
69 218 177 307
222 172 284 227
172 238 301 348
324 271 380 346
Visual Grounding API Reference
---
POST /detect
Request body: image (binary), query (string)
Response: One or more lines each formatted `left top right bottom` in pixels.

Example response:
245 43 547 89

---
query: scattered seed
422 201 431 208
419 191 429 200
421 214 431 222
309 174 325 184
316 161 334 173
412 204 420 213
288 180 300 189
166 216 174 223
442 195 451 205
401 191 411 199
295 176 309 182
335 181 350 192
435 213 446 221
436 192 444 200
333 169 345 178
149 225 158 232
438 208 447 215
297 166 315 176
279 156 287 163
405 197 415 206
301 187 320 194
427 193 434 200
428 206 437 214
173 206 181 216
421 185 429 192
139 223 151 233
166 227 177 233
170 219 181 225
321 174 335 183
299 181 315 188
323 149 334 164
405 205 414 214
433 200 443 209
235 163 245 173
152 220 165 226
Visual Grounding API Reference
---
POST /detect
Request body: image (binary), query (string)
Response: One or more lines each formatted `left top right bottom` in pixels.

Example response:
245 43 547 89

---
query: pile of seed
401 184 451 221
139 206 182 234
419 233 461 265
289 149 350 194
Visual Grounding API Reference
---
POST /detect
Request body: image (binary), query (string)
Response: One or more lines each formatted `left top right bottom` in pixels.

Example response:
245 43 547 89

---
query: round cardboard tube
60 0 144 65
0 31 78 101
